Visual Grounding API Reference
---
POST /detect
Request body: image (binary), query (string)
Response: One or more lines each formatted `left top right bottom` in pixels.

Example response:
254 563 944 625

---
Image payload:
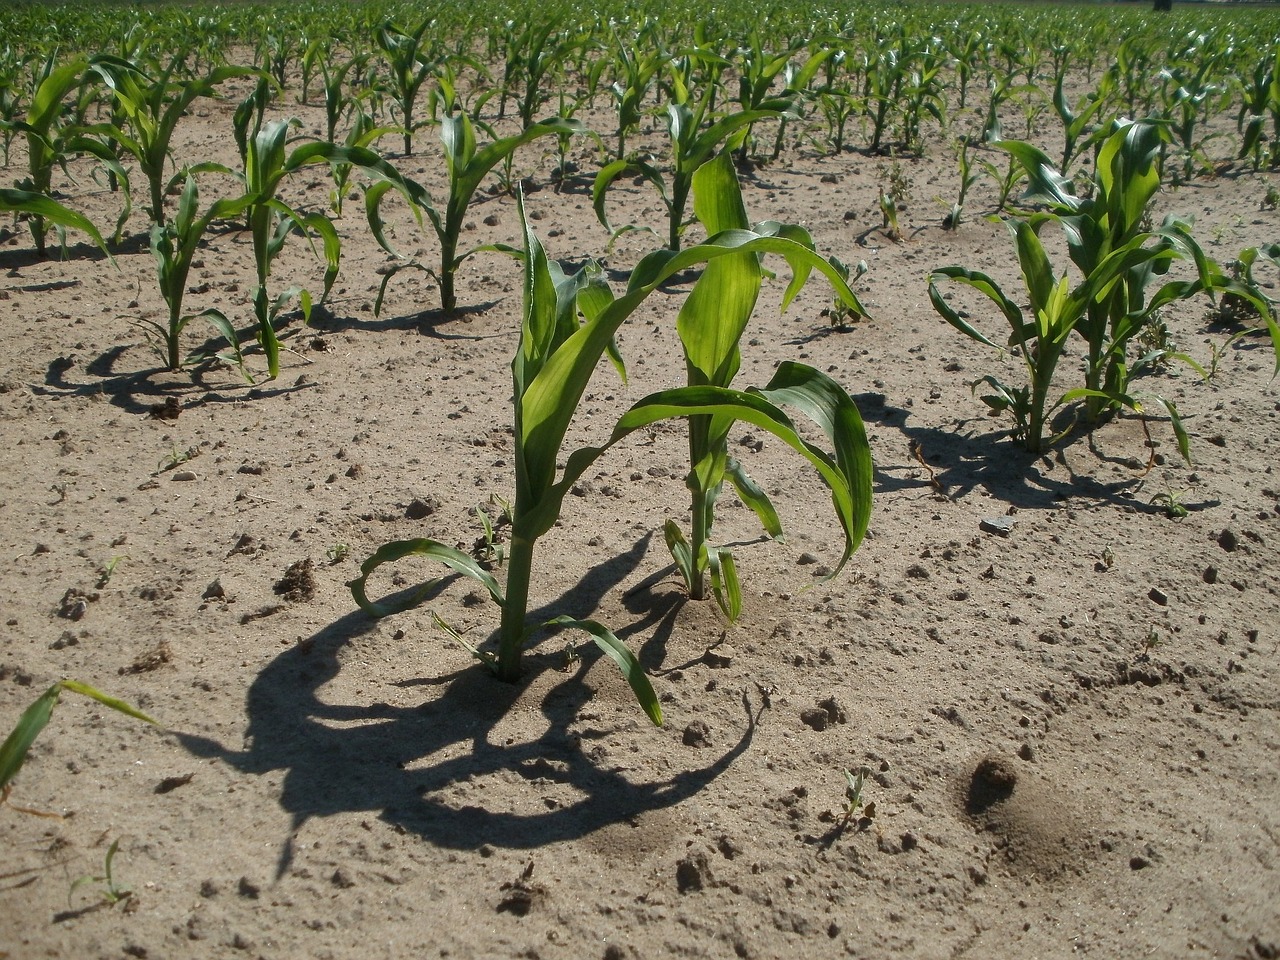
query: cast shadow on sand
178 533 758 878
31 341 312 416
851 390 1199 515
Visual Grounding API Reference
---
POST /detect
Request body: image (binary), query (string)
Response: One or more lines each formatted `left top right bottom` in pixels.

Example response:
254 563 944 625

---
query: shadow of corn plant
176 537 757 878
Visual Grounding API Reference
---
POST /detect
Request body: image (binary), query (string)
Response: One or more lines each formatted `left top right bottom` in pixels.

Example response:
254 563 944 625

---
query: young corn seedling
662 152 872 618
375 18 445 156
594 60 792 251
85 54 260 226
0 187 109 255
145 175 249 373
1004 122 1227 428
207 118 422 377
370 111 581 315
943 135 982 229
930 218 1125 454
353 171 872 722
1051 57 1114 172
2 54 129 253
1236 44 1279 171
606 21 667 162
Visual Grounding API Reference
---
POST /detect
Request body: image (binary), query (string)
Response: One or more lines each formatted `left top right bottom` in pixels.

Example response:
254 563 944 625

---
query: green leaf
2 681 155 793
664 519 696 594
546 616 661 726
0 685 61 791
707 548 742 623
349 538 504 618
0 188 110 256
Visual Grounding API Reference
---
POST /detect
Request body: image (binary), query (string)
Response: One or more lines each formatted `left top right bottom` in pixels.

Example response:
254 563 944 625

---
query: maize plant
594 67 792 251
202 118 423 377
375 18 445 156
662 152 872 617
86 54 261 226
1005 122 1222 426
370 111 581 315
145 175 249 373
2 54 129 253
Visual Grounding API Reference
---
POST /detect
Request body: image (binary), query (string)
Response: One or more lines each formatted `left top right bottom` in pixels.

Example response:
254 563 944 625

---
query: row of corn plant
351 151 871 721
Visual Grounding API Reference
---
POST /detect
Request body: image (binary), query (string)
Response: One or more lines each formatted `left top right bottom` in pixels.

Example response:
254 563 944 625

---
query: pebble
980 516 1015 536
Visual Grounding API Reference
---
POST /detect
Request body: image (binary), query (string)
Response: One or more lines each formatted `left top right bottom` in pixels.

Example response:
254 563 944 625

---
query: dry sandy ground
1 62 1278 960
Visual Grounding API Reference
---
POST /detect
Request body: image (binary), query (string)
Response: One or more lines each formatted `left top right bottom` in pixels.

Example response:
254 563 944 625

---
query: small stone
273 559 317 603
1203 566 1219 584
1018 743 1034 761
817 696 848 724
1218 529 1239 552
331 868 356 889
797 552 819 565
675 851 711 893
1130 855 1150 870
703 645 735 668
171 470 197 482
202 580 225 600
1148 587 1169 606
980 516 1015 537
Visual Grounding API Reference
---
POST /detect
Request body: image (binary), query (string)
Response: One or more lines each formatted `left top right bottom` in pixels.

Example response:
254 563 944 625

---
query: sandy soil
2 59 1279 960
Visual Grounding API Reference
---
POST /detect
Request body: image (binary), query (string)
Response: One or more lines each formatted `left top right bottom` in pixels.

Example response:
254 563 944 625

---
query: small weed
877 161 912 241
95 556 124 589
1139 626 1163 657
1263 183 1279 211
156 445 197 473
1150 485 1189 519
325 543 349 564
1134 312 1178 370
70 838 131 907
558 643 581 672
469 502 507 570
821 257 868 330
840 766 876 829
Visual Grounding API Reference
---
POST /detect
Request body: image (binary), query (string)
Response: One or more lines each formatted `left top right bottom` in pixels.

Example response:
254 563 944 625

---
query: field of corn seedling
1 0 1278 956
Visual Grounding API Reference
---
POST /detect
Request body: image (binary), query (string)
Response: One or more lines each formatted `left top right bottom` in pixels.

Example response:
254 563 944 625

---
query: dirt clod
273 559 317 602
675 851 712 893
682 720 712 747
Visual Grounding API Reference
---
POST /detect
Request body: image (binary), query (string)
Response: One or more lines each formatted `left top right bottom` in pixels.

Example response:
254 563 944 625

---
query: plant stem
495 529 535 682
1028 375 1050 453
686 414 711 600
439 224 458 314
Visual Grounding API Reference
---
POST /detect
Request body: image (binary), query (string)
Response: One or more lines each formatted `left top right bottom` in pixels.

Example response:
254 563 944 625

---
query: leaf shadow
31 342 308 415
854 390 1157 512
175 531 755 877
